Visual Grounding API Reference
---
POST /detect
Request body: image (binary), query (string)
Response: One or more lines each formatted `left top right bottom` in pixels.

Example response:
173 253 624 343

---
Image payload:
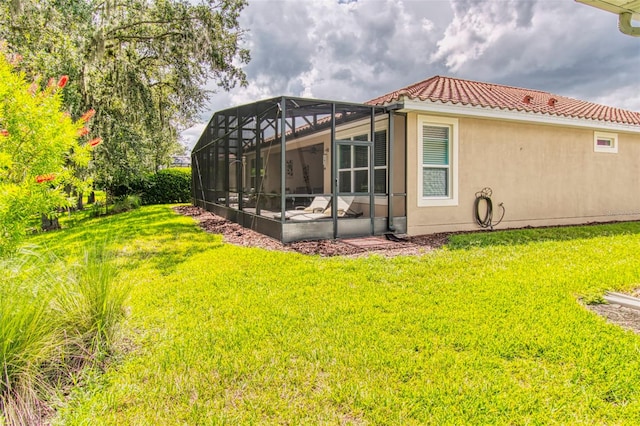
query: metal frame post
255 110 262 216
331 103 337 239
224 114 230 207
369 107 376 235
237 108 244 211
280 98 287 223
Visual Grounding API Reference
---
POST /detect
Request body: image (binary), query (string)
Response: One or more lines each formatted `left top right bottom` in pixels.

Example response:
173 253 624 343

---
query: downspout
387 109 395 232
280 98 287 224
331 103 337 240
619 12 640 36
384 103 403 232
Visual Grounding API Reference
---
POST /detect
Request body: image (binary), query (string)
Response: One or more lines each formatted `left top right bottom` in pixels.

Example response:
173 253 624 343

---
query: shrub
101 168 191 207
88 200 106 218
0 47 95 256
140 168 191 205
110 195 141 214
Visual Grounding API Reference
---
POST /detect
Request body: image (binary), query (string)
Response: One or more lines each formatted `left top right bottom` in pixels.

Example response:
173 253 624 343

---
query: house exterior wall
405 112 640 235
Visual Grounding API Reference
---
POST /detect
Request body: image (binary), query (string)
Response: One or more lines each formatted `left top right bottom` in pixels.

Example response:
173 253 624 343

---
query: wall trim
400 99 640 134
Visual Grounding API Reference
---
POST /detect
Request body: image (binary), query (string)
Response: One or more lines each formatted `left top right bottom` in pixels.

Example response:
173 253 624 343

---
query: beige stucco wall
406 112 640 235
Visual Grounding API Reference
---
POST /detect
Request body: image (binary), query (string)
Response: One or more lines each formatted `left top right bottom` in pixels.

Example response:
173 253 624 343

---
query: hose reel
474 187 505 230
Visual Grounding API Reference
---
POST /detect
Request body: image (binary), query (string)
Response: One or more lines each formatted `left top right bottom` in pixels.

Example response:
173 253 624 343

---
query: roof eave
399 98 640 134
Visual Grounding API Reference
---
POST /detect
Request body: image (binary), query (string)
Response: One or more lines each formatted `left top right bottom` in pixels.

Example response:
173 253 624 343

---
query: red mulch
173 205 445 257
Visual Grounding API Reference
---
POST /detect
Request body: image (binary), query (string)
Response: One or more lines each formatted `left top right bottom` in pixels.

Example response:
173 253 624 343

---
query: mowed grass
29 205 640 424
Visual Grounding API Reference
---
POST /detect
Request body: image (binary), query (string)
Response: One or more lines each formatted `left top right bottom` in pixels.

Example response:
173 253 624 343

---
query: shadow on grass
28 205 223 275
446 221 640 250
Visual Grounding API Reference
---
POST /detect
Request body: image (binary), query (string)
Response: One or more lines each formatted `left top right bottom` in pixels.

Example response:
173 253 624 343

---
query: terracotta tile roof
366 76 640 126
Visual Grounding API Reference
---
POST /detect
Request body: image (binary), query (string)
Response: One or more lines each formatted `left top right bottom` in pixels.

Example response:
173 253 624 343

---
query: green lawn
31 205 640 424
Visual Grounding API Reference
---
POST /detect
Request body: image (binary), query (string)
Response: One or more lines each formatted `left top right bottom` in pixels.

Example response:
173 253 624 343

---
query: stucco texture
405 112 640 235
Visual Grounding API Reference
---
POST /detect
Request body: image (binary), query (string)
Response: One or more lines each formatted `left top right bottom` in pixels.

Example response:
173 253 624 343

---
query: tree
0 0 249 192
0 46 93 255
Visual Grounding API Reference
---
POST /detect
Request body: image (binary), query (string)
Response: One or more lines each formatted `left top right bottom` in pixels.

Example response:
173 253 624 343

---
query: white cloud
431 0 522 71
590 84 640 112
430 0 542 72
180 122 207 150
183 0 640 150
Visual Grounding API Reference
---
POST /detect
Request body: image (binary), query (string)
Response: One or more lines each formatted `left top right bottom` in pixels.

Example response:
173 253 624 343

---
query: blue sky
181 0 640 148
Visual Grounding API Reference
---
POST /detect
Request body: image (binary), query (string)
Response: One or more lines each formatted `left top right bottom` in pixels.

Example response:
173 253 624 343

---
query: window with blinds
422 125 450 197
374 130 387 194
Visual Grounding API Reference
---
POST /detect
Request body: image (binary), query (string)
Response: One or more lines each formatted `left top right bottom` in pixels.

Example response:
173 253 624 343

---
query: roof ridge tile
366 75 640 126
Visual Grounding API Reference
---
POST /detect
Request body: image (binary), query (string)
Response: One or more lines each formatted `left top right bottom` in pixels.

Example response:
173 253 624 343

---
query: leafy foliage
109 168 191 205
0 254 59 424
139 168 191 205
0 0 249 191
0 47 91 255
110 195 142 214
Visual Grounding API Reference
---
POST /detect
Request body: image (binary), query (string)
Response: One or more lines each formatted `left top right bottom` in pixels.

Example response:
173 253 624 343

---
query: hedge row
113 168 191 205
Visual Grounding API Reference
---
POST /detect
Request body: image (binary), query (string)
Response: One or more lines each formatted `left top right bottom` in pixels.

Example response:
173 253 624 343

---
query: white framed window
338 139 369 193
336 130 388 194
418 115 458 207
594 131 618 153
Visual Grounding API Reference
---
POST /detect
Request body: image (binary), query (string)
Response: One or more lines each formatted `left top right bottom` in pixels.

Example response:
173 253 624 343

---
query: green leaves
0 49 89 255
1 0 249 191
1 243 129 423
139 168 192 205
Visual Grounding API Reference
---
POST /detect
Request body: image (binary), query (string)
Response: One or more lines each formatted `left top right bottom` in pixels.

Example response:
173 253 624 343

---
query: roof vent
548 98 557 107
523 95 533 104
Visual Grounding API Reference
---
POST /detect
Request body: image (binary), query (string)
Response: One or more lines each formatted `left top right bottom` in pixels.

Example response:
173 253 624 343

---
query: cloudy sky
181 0 640 148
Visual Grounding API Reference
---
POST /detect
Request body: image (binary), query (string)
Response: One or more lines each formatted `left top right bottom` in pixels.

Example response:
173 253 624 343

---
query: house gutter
399 99 640 134
619 12 640 36
604 292 640 311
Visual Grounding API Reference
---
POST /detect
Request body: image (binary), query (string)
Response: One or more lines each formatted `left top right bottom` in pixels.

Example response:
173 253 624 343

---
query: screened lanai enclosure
191 97 407 243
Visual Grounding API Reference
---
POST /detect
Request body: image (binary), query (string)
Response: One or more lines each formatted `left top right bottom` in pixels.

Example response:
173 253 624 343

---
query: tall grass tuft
0 252 60 424
55 243 130 363
1 243 130 424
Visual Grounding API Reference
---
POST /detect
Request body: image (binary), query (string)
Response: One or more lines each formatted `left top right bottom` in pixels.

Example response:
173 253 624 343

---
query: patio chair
289 196 357 221
272 195 331 219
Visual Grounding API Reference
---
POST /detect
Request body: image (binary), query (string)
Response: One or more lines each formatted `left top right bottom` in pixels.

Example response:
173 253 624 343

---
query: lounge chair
289 196 356 221
272 195 331 219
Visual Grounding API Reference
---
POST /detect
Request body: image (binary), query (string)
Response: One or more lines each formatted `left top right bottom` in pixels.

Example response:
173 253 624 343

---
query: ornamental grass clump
0 252 62 424
0 244 129 424
55 244 130 362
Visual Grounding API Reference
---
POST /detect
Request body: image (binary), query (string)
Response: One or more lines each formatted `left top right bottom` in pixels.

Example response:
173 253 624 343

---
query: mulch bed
173 205 446 257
